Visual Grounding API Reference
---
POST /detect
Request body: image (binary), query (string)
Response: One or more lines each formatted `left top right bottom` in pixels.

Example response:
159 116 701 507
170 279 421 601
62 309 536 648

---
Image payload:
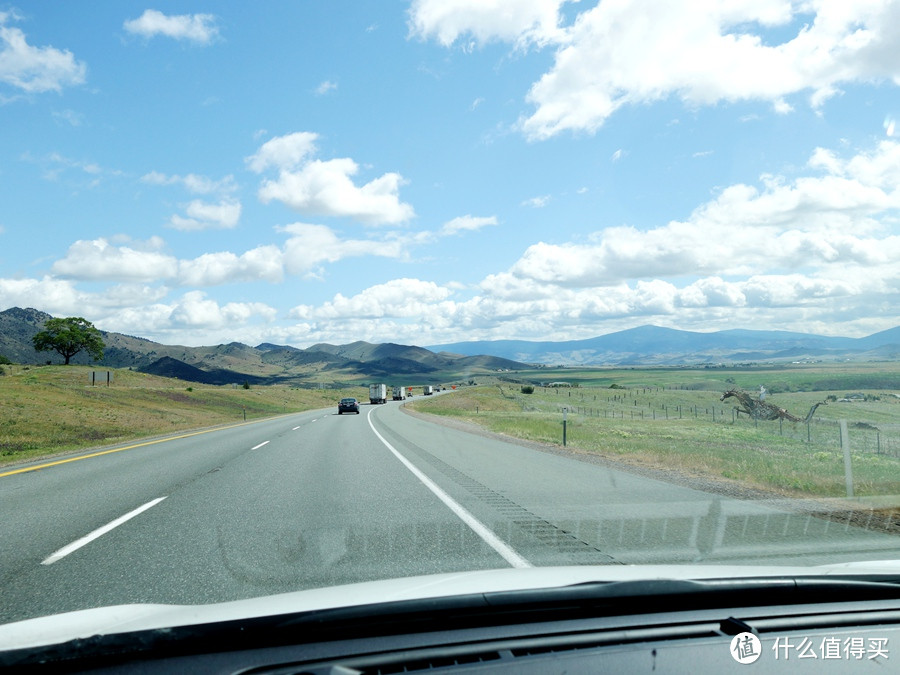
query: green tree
32 317 105 365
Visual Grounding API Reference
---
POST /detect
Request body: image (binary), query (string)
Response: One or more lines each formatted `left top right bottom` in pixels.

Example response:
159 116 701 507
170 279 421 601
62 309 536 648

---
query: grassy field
0 364 366 465
410 363 900 501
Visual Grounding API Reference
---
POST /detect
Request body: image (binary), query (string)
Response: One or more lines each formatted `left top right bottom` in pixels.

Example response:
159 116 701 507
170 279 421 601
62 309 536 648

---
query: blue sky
2 1 899 348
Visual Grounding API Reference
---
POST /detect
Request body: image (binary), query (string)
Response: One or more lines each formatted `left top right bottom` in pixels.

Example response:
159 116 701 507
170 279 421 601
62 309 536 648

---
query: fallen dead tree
720 388 825 423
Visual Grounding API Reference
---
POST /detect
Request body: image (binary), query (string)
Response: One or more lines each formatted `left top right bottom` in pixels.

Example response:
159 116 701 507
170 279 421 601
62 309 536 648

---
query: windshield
0 0 898 635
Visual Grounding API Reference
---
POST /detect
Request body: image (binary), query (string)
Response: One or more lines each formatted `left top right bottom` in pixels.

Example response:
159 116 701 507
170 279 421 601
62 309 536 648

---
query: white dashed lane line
41 497 168 565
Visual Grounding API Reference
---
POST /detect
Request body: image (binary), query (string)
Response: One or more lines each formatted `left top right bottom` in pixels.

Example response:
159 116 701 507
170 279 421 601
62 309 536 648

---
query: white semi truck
369 383 388 404
391 385 406 401
423 385 434 396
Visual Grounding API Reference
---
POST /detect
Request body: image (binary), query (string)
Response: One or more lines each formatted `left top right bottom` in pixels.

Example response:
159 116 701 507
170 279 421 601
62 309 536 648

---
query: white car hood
2 561 900 651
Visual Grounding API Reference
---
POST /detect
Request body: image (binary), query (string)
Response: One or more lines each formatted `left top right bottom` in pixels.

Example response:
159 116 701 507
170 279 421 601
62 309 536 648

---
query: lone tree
32 317 105 365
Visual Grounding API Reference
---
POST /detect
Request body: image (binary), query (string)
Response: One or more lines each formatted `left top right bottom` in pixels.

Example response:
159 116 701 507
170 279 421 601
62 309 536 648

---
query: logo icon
731 632 762 664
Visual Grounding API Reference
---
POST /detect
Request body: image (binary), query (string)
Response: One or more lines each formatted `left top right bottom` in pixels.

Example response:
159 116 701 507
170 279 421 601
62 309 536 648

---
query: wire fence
536 386 900 458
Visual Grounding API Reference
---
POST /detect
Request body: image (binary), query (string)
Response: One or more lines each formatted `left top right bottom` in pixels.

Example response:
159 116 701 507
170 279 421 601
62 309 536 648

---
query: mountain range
0 308 525 385
429 324 900 366
4 308 899 384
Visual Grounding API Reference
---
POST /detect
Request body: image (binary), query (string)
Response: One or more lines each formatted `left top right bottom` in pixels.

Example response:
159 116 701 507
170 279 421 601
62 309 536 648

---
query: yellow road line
0 420 261 478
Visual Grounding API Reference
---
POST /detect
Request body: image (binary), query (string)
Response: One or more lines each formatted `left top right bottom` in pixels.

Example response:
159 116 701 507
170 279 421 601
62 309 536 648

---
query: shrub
521 385 534 394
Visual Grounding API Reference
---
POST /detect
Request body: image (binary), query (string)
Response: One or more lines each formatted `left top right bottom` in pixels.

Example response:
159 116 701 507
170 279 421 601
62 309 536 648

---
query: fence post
840 419 854 499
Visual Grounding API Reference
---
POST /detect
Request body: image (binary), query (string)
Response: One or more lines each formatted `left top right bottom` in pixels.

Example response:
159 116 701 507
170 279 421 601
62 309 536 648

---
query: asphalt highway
1 396 897 624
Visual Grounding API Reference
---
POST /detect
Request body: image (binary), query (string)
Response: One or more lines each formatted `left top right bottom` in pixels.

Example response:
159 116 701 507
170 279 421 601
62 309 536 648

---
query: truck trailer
369 383 388 404
391 385 406 401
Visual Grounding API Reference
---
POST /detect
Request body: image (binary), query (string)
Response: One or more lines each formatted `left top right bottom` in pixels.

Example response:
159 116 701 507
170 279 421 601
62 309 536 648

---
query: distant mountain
0 307 529 384
429 324 900 366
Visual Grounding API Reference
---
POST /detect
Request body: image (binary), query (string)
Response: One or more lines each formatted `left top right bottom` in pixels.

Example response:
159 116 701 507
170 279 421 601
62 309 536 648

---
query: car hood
2 561 900 651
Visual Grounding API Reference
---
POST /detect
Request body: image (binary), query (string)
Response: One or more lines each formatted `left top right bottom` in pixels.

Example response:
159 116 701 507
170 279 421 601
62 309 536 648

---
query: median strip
41 497 168 565
366 409 531 569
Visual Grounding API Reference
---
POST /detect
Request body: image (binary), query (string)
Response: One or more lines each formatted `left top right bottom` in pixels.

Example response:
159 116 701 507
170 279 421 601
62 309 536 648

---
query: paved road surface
1 398 897 624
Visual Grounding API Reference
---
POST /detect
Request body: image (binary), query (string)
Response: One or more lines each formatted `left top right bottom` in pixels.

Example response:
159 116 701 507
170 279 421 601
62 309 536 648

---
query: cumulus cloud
411 0 900 139
141 171 241 230
440 214 498 235
278 223 408 277
277 137 900 344
52 237 178 282
123 10 219 44
502 141 900 288
408 0 566 48
291 278 453 320
177 246 284 285
168 198 242 230
248 132 415 225
141 171 236 195
245 132 319 173
0 11 86 93
168 291 276 328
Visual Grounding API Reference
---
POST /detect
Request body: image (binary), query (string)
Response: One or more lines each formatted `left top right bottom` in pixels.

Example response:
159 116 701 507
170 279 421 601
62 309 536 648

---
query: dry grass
0 365 365 465
409 384 900 500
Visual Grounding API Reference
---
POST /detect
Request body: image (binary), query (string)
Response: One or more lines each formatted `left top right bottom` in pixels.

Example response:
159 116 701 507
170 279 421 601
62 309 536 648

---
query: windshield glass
0 0 898 633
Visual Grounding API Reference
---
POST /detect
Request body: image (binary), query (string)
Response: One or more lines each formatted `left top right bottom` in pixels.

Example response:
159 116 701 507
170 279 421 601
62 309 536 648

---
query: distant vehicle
337 398 359 414
369 384 388 404
423 385 434 395
391 385 405 401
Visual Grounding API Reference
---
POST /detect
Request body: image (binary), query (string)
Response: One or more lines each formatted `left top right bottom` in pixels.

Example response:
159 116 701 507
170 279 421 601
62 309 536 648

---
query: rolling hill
0 308 527 385
429 324 900 366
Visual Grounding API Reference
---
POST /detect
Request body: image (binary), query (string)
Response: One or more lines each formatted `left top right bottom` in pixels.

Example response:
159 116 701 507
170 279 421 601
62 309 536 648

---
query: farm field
0 364 367 465
411 362 900 502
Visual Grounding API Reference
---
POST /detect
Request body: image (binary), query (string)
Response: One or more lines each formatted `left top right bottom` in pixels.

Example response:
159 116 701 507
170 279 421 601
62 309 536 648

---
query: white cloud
261 137 900 344
177 246 284 286
0 276 88 315
141 171 240 230
440 214 498 235
278 223 408 277
413 0 900 139
52 237 178 282
408 0 567 48
0 12 86 93
245 132 319 173
501 141 900 289
169 291 275 328
315 80 337 95
168 198 242 230
123 10 219 45
250 132 415 225
291 278 453 320
141 171 236 195
522 195 550 208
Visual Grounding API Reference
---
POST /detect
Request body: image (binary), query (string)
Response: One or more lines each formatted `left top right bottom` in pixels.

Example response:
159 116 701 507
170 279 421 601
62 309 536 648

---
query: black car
338 398 360 414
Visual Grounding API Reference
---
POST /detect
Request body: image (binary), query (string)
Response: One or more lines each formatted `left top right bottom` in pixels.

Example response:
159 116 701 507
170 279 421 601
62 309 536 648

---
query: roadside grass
0 365 366 465
409 382 900 500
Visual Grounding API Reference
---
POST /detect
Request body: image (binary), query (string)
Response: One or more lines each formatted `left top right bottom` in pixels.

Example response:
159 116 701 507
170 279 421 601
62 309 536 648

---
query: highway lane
373 403 899 567
0 402 510 624
1 396 898 625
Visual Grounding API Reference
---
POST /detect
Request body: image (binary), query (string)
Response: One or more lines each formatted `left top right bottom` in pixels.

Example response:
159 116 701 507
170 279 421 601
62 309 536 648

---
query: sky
1 0 900 349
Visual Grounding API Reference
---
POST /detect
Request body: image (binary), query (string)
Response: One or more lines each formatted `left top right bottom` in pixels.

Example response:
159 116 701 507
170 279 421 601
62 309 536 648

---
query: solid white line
366 409 531 569
41 497 168 565
252 441 270 450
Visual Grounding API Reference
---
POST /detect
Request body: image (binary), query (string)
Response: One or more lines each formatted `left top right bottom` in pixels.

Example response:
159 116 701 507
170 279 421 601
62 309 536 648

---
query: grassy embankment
0 364 366 466
409 363 900 501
